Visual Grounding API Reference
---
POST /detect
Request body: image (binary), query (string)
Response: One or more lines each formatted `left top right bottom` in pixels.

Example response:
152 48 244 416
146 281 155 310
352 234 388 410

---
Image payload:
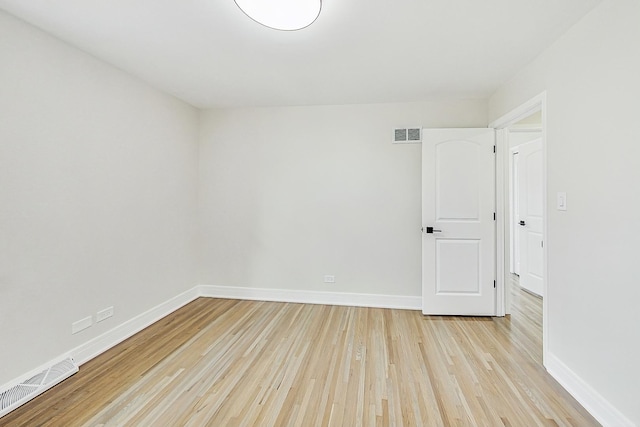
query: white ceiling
0 0 600 108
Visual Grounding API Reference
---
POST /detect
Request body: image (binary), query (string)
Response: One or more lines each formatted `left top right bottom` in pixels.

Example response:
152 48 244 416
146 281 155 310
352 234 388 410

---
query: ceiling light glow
234 0 322 31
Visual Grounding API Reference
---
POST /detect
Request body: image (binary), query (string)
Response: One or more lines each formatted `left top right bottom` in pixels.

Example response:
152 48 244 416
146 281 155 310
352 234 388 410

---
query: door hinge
493 145 496 153
494 280 496 288
541 241 544 248
493 212 496 221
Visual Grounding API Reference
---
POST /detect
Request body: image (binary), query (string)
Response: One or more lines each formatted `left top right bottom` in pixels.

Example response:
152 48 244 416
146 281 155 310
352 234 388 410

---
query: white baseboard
72 286 200 365
197 284 422 310
545 352 635 427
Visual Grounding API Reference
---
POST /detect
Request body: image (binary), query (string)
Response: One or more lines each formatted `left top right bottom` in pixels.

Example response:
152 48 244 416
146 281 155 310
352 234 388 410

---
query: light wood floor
0 286 599 426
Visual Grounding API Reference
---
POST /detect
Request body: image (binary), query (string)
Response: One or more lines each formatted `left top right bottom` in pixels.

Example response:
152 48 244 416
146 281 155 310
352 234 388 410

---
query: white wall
490 0 640 424
198 101 487 298
508 129 542 149
0 11 199 385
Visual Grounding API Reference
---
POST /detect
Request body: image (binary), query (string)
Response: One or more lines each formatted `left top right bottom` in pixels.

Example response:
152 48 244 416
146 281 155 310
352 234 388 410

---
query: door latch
422 226 442 234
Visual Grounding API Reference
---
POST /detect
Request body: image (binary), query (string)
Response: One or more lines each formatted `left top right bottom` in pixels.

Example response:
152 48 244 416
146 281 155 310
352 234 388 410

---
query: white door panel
422 129 495 316
436 141 480 220
527 232 544 279
436 239 480 294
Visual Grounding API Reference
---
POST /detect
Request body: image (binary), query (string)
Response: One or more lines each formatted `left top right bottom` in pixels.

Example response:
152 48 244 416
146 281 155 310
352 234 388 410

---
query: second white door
517 138 544 296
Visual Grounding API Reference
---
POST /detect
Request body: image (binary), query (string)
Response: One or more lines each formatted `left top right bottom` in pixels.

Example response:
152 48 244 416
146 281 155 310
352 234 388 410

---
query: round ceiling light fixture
234 0 322 31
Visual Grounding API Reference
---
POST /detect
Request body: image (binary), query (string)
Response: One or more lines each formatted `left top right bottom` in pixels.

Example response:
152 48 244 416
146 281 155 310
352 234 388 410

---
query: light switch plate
557 192 567 211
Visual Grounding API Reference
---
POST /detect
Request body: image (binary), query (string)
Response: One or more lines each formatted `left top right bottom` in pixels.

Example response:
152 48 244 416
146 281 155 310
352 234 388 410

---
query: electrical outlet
71 316 92 334
323 275 336 283
96 306 114 323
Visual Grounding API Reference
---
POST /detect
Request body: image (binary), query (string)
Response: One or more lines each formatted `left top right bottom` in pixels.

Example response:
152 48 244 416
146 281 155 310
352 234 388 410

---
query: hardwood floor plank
0 288 599 426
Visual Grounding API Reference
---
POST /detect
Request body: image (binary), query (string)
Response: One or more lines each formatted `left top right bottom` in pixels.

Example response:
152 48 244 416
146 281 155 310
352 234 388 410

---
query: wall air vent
0 357 78 418
393 127 422 143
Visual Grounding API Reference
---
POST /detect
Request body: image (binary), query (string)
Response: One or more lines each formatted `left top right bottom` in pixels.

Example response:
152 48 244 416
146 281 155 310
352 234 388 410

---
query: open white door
517 138 544 296
422 129 496 316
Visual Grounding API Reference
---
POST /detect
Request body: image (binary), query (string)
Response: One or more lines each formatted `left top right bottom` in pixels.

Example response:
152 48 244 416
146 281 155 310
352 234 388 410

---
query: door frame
490 91 548 365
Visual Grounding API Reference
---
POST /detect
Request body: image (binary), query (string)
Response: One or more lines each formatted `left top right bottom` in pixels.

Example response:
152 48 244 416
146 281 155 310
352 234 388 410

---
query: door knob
519 220 526 226
422 226 442 234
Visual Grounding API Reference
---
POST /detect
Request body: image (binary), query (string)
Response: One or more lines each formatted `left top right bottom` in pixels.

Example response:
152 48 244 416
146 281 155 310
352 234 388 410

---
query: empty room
0 0 638 426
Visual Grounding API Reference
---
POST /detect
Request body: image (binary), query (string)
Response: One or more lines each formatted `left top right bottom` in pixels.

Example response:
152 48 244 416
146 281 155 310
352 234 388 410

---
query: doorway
491 93 548 365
